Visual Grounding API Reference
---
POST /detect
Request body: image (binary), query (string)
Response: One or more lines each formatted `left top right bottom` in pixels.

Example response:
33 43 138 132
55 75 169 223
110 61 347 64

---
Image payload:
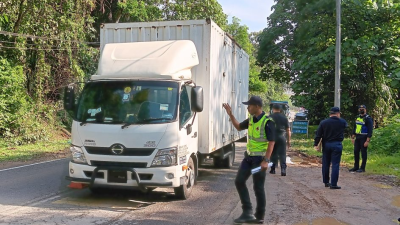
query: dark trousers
354 135 368 170
270 135 286 169
322 141 343 186
235 153 266 217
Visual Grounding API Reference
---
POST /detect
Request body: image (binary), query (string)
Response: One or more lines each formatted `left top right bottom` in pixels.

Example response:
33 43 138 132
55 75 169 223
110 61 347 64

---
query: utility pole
334 0 341 108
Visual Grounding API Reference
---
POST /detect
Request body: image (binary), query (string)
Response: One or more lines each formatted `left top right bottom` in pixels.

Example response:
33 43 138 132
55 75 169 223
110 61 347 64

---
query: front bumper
66 161 181 190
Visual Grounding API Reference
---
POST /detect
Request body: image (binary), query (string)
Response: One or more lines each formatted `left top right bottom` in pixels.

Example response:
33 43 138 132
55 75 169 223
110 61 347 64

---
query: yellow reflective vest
247 114 272 156
355 116 369 135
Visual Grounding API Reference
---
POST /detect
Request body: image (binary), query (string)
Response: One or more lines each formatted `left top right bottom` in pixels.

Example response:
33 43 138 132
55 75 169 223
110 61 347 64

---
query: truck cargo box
100 19 249 154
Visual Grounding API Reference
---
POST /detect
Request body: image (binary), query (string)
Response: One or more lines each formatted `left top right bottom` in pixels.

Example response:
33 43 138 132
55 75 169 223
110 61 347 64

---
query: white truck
64 19 249 199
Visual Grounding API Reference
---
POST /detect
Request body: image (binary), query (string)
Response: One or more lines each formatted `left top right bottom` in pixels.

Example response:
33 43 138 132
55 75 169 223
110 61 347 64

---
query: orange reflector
68 182 88 189
182 165 188 171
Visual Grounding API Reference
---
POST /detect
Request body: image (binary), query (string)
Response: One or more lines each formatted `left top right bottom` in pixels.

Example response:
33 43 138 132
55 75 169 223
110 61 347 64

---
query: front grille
84 171 104 178
90 160 148 168
85 146 155 156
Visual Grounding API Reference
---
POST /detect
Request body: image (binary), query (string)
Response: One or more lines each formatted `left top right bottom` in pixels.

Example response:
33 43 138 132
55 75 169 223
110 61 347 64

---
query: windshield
76 81 179 124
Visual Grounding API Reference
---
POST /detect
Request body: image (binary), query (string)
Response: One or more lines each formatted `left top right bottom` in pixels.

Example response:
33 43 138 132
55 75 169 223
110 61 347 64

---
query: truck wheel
222 143 235 168
174 157 195 200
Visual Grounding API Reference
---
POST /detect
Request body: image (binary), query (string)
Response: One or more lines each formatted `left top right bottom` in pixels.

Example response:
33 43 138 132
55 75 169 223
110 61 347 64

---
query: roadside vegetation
0 138 69 162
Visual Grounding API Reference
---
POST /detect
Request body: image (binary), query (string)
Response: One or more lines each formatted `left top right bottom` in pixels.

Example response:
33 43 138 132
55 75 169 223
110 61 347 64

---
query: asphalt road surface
0 143 399 225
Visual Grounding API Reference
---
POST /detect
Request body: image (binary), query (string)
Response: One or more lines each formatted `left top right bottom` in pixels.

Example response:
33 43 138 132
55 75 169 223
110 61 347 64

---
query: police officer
349 105 373 173
223 96 276 224
314 107 347 189
269 104 291 176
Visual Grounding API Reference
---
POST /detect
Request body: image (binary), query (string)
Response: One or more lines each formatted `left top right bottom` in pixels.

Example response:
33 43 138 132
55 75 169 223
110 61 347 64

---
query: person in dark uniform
223 96 276 224
269 104 291 176
314 107 347 189
349 105 373 173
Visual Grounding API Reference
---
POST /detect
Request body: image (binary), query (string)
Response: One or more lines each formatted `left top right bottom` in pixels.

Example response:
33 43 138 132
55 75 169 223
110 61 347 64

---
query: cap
242 96 262 106
329 107 340 114
272 104 282 110
358 105 366 109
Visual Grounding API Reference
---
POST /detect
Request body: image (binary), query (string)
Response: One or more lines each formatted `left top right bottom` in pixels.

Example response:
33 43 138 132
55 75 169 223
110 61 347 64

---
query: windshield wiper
121 122 135 129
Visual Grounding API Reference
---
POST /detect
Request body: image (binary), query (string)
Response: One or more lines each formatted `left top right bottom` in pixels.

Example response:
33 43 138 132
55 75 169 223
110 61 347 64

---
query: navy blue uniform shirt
314 116 348 146
270 112 289 135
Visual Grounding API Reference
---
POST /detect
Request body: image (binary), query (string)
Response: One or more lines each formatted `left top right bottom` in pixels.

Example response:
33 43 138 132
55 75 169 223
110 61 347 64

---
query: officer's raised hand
222 103 232 116
223 103 241 131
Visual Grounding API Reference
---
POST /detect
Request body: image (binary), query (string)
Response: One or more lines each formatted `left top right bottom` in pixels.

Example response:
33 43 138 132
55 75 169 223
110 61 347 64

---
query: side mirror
191 86 203 112
64 84 76 117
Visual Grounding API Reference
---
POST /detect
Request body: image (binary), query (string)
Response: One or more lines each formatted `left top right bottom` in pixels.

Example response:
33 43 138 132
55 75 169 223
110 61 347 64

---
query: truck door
178 85 198 165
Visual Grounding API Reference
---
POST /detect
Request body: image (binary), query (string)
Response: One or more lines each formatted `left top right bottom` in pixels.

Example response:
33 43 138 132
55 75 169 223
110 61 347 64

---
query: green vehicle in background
269 100 291 120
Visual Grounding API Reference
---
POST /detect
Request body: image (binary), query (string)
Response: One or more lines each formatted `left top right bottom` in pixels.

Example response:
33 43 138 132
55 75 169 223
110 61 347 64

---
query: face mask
359 109 365 114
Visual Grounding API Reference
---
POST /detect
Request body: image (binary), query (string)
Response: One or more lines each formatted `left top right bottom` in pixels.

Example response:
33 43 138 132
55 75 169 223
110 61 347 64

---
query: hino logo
111 144 124 155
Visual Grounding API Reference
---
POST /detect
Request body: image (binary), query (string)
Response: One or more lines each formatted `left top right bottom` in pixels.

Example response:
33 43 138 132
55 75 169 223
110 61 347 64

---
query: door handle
191 132 197 138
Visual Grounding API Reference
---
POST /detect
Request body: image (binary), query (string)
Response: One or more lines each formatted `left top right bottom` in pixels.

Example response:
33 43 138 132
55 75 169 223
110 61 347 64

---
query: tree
0 0 97 143
91 0 227 40
257 0 400 124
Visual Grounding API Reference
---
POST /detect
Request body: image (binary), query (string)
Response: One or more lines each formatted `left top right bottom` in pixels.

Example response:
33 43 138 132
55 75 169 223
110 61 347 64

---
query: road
0 143 399 225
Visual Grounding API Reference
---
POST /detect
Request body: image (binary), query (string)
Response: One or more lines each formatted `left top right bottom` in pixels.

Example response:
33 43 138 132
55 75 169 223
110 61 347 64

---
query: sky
217 0 275 32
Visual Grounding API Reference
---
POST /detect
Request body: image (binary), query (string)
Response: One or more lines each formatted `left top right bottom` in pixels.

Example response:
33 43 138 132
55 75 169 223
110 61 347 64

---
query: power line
0 40 97 48
0 31 99 44
0 40 41 46
0 46 81 51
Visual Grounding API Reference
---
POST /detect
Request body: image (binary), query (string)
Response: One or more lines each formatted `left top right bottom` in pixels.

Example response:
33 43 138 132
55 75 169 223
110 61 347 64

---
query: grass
291 125 400 179
0 138 70 162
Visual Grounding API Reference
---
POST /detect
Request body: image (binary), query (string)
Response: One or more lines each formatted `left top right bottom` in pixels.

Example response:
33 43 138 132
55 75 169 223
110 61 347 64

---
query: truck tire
174 157 195 200
222 143 235 169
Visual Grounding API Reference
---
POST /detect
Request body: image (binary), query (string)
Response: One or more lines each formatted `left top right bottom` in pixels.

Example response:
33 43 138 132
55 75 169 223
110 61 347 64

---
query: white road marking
0 158 68 172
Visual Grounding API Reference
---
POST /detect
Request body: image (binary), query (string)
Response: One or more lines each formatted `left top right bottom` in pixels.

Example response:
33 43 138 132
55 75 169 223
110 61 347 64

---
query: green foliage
0 57 26 136
92 0 227 33
0 57 53 144
369 114 400 155
257 0 400 124
0 0 97 144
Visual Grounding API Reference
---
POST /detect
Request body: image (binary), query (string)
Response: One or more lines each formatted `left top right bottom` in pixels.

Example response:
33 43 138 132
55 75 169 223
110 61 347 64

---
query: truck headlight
70 146 87 164
151 147 177 167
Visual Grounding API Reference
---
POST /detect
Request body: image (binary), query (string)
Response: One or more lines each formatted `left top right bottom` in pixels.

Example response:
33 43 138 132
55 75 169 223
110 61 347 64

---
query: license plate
108 170 127 183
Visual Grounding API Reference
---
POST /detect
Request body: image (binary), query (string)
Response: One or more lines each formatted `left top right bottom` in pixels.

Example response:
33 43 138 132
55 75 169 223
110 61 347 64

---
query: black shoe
324 183 331 187
234 212 257 224
330 185 341 189
253 214 265 224
281 168 286 176
269 168 275 174
349 167 358 172
356 169 365 173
